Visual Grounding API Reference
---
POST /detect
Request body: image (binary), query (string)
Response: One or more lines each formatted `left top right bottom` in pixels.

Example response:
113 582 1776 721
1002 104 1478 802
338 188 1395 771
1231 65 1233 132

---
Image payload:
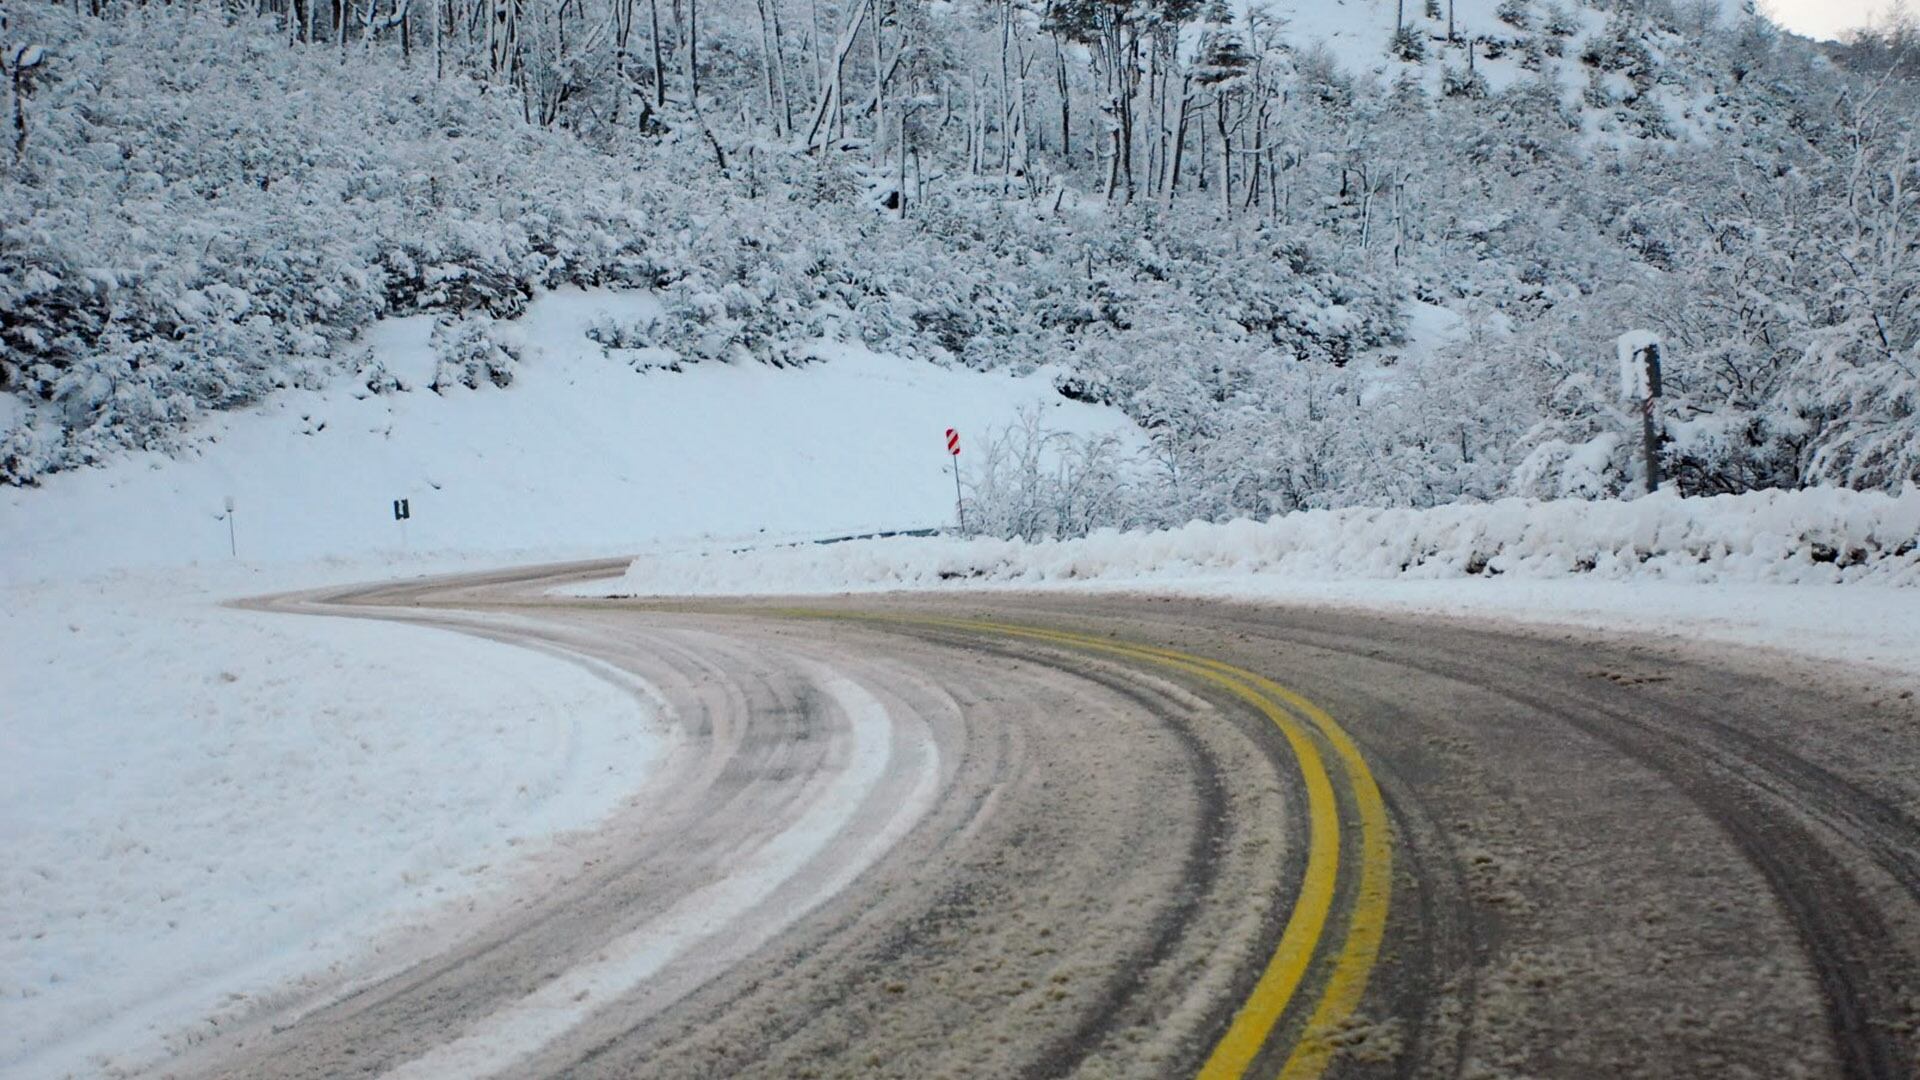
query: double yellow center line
778 610 1393 1079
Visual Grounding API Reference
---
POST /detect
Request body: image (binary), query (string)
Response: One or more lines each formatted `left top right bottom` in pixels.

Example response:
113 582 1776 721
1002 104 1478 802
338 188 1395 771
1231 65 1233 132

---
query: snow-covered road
128 565 1920 1078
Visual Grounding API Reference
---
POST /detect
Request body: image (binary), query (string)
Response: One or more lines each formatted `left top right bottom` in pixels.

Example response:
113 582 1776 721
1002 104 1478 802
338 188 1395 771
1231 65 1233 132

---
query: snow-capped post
1616 330 1664 495
945 427 967 535
223 495 237 558
9 41 46 165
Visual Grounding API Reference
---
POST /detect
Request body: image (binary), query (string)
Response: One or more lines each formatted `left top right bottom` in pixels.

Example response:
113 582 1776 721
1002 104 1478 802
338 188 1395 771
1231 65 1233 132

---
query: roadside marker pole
224 495 237 558
393 498 411 549
945 428 966 535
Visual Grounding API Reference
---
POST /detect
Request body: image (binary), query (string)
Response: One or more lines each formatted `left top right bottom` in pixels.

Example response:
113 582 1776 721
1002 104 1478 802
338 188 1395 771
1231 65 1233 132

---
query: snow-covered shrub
965 407 1147 541
650 277 794 366
1581 14 1657 80
1514 434 1628 498
1293 42 1357 106
350 351 406 396
1443 63 1491 99
428 317 519 392
1628 90 1674 138
1390 25 1428 62
585 313 659 351
1583 68 1617 107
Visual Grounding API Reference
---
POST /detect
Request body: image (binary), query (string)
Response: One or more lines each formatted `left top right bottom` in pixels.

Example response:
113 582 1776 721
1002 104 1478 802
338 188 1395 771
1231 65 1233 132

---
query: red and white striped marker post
945 428 966 535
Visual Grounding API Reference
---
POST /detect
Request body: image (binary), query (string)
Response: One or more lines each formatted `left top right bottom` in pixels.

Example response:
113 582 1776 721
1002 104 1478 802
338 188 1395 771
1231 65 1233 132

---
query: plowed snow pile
604 488 1920 594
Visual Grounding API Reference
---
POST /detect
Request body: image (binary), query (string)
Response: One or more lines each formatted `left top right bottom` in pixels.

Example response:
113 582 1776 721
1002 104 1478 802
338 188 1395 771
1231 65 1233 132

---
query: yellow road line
1111 644 1395 1079
771 610 1393 1079
961 623 1343 1080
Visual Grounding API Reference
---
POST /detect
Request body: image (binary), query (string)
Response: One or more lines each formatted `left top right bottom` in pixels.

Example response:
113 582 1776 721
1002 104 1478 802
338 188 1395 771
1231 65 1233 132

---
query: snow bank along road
178 561 1920 1079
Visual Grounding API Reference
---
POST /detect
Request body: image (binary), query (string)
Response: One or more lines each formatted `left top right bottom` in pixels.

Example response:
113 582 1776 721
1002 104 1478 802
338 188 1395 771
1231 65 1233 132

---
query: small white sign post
223 495 237 558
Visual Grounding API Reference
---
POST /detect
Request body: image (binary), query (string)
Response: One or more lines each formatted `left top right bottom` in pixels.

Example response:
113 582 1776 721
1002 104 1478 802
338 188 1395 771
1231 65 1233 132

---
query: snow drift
598 488 1920 595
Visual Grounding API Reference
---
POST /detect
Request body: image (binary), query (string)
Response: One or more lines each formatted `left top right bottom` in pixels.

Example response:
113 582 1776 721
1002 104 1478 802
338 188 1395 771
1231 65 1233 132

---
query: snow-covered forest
1 0 1915 531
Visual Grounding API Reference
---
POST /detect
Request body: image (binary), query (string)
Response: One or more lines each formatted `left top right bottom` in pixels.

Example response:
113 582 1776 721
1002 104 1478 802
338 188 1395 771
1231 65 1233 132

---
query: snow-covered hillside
5 0 1915 513
1266 0 1740 101
0 289 1141 580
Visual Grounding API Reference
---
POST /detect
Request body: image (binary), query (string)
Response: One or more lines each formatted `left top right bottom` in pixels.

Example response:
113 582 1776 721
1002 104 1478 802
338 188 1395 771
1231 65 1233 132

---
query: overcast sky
1762 0 1886 41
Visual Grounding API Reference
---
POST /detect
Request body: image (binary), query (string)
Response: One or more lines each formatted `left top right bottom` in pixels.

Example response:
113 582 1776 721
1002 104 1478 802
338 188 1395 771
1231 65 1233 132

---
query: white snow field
0 288 1141 1079
0 564 665 1079
595 487 1920 679
0 288 1140 579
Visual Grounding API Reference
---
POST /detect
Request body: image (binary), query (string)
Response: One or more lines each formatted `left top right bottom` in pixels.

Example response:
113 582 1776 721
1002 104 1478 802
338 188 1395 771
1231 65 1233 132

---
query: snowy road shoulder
0 565 668 1079
1103 576 1920 687
585 489 1920 685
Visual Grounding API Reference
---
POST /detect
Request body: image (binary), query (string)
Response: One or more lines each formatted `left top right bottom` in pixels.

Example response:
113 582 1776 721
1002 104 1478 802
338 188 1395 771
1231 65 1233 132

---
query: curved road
176 561 1920 1079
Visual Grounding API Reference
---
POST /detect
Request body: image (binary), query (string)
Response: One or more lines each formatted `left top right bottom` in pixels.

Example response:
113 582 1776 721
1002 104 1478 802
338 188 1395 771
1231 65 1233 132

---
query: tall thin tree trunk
1166 79 1189 202
998 0 1012 190
896 108 909 217
1268 151 1280 223
808 0 824 102
649 0 664 105
685 0 698 102
869 0 884 164
770 0 792 133
1053 32 1070 160
1117 24 1135 200
1217 92 1231 213
1197 115 1207 190
801 0 869 151
611 0 630 121
755 0 780 132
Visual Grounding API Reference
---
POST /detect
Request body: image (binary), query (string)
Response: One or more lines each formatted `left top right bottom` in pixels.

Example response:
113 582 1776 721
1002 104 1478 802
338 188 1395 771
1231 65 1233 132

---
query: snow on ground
0 287 1143 1078
591 488 1920 680
0 559 667 1079
0 288 1141 582
1255 0 1612 94
5 285 1915 1077
1251 0 1751 144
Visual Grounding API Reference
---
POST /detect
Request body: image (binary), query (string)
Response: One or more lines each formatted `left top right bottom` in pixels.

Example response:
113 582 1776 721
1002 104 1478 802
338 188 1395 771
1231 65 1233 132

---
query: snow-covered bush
1442 63 1491 99
428 317 519 392
608 488 1920 594
965 407 1146 541
1582 13 1658 80
585 313 659 351
1390 25 1428 62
